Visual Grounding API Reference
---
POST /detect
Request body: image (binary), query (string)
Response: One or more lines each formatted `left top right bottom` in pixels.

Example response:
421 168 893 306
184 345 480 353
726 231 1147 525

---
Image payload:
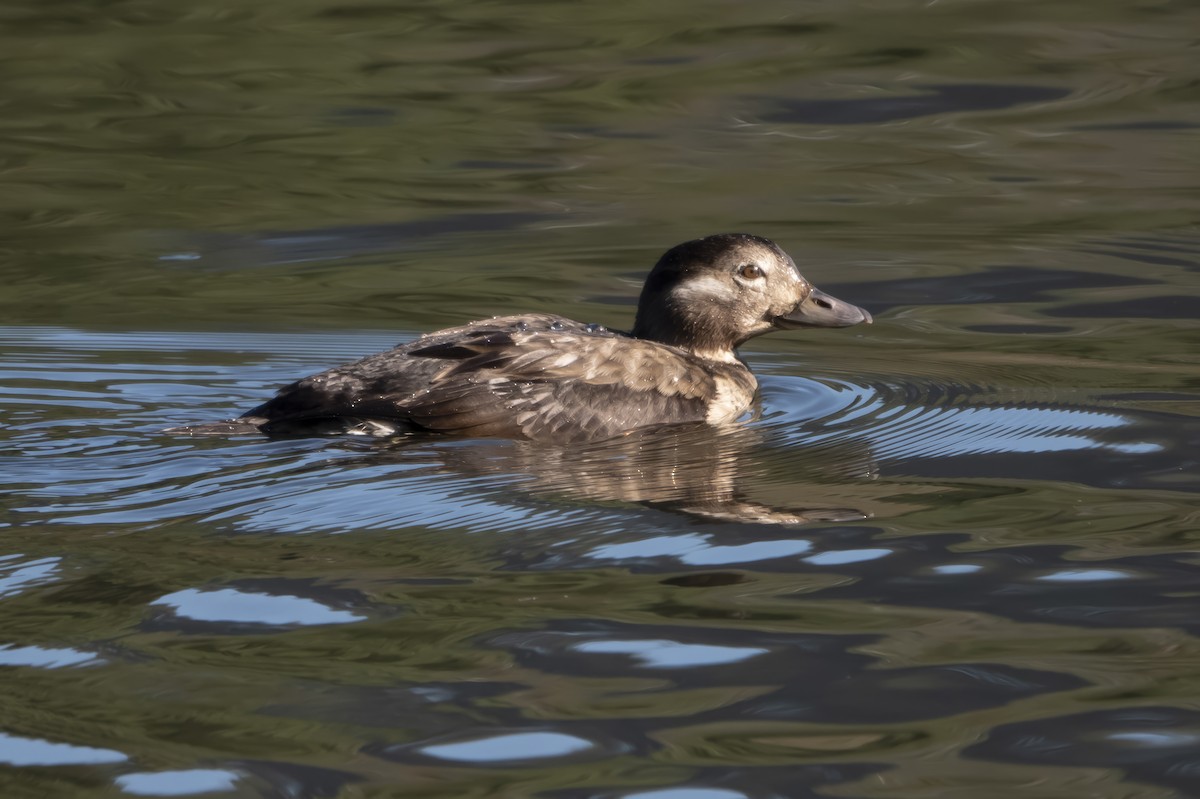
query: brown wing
242 315 587 429
248 315 722 442
399 331 721 442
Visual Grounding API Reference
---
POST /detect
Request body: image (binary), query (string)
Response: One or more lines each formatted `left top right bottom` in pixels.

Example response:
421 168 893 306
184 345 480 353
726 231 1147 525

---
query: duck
172 234 872 443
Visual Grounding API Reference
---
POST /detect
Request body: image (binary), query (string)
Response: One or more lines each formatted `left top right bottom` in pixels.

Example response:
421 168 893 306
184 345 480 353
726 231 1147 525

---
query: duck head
632 233 872 360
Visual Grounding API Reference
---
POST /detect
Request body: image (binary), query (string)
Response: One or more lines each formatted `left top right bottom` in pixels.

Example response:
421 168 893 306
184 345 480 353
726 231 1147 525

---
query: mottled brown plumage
171 234 871 443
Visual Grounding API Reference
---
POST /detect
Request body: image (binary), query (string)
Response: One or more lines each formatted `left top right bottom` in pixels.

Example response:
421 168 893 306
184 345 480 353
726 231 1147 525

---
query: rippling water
2 0 1199 797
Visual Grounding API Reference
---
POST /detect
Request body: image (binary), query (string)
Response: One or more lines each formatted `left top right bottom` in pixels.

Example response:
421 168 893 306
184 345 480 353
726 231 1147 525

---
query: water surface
2 0 1199 797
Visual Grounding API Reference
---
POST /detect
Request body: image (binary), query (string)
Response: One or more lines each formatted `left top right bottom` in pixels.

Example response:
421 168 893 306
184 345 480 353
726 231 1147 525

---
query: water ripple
2 325 1194 537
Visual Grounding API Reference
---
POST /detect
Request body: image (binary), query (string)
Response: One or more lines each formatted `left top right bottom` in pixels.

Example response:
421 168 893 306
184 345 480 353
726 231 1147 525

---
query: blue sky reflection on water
588 534 814 565
152 587 364 626
574 639 768 668
115 769 242 797
0 733 127 767
0 644 97 669
419 731 595 764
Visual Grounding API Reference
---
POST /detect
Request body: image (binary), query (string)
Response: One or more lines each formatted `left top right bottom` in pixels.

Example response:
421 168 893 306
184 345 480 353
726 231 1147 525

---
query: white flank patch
705 376 752 424
692 348 742 365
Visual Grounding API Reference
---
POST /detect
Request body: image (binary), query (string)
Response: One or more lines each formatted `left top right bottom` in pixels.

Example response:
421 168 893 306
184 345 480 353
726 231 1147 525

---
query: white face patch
666 262 786 346
672 274 732 303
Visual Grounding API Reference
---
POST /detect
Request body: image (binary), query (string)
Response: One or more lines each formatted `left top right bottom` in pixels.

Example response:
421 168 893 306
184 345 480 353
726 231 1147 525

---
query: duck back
180 314 752 443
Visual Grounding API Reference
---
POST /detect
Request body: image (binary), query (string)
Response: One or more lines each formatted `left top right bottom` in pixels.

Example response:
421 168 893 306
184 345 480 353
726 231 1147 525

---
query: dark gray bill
774 288 873 329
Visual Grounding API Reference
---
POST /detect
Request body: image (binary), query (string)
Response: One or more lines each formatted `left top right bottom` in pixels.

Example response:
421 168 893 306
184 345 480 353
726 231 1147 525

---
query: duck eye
738 263 764 280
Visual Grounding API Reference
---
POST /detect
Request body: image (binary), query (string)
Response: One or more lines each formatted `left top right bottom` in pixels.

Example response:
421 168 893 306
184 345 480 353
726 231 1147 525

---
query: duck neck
632 310 743 365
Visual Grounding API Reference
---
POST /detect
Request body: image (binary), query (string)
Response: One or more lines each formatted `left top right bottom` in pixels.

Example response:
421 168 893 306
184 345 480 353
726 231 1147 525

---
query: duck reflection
357 420 893 526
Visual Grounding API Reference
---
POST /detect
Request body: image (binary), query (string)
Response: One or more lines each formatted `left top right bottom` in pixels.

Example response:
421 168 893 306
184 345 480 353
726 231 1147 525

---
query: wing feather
239 314 742 441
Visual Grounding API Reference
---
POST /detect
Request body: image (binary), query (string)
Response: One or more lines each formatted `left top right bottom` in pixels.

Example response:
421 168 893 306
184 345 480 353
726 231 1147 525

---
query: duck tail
163 417 266 436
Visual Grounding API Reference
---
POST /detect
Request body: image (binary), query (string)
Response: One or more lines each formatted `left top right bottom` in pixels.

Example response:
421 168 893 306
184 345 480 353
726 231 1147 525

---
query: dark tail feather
164 417 266 436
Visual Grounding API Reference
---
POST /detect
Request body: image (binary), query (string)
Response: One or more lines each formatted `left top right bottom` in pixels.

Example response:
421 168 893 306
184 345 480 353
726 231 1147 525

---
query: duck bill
774 288 873 329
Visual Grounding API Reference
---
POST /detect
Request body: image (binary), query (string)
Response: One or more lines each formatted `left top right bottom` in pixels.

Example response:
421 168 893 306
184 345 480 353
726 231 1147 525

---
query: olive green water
2 0 1200 797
